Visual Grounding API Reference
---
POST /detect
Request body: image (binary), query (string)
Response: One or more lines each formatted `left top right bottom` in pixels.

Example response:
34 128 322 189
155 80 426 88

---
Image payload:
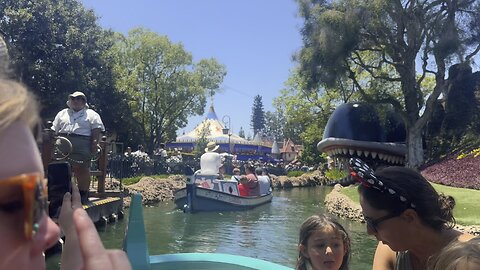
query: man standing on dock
52 91 105 204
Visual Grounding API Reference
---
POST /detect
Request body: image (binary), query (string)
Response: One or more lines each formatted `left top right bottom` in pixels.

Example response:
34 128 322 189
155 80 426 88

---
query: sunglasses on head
0 173 47 240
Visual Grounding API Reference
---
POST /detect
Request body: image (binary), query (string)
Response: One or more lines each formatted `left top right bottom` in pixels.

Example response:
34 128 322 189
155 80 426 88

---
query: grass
339 183 480 226
122 174 169 185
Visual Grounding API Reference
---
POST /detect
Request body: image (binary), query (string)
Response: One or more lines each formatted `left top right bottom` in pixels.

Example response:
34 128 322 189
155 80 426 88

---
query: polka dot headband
348 157 416 209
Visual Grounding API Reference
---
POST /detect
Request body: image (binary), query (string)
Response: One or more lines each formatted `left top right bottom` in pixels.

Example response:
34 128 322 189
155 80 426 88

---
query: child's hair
296 214 351 270
428 238 480 270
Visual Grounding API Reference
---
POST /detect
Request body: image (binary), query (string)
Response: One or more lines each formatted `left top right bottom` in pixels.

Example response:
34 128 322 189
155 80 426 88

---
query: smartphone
47 161 72 218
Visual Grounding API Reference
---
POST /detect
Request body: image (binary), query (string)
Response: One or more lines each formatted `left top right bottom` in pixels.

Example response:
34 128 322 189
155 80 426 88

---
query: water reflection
46 187 377 269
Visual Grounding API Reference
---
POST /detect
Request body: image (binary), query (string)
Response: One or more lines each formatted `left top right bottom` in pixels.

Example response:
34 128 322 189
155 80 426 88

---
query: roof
176 105 249 144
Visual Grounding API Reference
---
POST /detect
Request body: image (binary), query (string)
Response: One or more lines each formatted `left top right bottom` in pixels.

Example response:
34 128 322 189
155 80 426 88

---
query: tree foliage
0 0 133 137
238 127 245 138
296 0 480 167
273 69 337 165
250 94 266 136
110 28 226 153
264 110 286 142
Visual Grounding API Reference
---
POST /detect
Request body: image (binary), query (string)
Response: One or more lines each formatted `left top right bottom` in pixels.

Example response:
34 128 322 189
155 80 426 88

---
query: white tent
176 105 248 144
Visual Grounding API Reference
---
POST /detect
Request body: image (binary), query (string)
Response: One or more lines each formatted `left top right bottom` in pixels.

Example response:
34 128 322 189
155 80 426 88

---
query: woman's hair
428 238 480 270
0 78 39 135
358 166 456 230
296 214 351 270
244 163 255 174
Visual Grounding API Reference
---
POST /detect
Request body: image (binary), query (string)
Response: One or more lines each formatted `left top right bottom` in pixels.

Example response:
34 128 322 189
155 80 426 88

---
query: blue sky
80 0 303 138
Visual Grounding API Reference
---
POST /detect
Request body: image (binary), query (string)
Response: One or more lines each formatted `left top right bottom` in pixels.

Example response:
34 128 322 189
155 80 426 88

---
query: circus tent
168 105 275 160
176 105 248 144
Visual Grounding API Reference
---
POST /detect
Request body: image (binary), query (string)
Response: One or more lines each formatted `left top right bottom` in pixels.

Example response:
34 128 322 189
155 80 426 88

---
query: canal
47 186 377 269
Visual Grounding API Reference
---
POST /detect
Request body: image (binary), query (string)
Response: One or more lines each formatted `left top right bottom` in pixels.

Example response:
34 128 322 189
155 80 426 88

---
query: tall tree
0 0 133 138
264 111 286 142
111 28 227 153
250 94 266 136
238 127 245 138
296 0 480 167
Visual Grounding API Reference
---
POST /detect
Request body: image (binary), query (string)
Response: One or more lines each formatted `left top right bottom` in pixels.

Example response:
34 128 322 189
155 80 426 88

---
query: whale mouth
318 138 406 165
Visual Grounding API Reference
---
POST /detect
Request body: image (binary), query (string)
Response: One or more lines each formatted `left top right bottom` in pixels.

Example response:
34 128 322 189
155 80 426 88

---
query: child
428 237 480 270
296 214 351 270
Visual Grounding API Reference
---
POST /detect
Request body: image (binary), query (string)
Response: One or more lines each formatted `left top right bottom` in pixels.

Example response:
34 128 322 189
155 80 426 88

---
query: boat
124 193 292 270
173 170 273 213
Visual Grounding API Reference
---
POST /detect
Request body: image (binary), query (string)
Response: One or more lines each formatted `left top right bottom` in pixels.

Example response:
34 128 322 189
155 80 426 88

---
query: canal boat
124 193 292 270
173 170 273 213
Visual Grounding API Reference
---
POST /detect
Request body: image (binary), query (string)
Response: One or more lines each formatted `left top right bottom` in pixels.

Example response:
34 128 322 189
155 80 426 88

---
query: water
47 187 377 269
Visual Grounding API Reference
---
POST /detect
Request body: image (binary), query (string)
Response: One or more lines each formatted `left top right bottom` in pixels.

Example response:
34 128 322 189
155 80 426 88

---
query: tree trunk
406 127 423 168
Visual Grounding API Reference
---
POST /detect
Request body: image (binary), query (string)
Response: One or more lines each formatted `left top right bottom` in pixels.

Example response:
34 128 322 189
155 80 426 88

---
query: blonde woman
0 78 131 270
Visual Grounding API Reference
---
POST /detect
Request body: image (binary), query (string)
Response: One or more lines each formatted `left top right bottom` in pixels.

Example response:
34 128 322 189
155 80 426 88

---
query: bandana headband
348 158 416 209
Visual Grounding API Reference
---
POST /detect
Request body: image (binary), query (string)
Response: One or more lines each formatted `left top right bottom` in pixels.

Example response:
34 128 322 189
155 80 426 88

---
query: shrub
325 168 348 181
287 170 304 177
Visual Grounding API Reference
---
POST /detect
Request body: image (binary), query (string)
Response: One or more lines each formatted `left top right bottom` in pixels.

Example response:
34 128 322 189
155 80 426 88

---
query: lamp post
222 115 232 154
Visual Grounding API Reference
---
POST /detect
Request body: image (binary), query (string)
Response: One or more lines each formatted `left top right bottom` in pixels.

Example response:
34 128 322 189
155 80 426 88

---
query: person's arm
91 128 101 152
372 241 396 270
59 184 131 270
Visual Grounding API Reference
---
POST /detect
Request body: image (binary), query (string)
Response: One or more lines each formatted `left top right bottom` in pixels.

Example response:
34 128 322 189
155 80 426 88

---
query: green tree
274 69 337 164
238 127 245 138
111 28 227 153
264 110 285 142
0 0 133 138
296 0 480 167
250 94 266 136
193 122 211 160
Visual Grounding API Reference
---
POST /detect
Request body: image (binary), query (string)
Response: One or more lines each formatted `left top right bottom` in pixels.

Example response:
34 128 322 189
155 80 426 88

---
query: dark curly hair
358 166 456 230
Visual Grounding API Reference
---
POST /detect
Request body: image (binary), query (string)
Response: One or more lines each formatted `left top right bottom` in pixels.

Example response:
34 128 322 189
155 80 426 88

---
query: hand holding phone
47 161 72 218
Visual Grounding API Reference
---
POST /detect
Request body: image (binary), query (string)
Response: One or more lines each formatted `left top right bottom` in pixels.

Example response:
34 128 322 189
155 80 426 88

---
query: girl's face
300 226 346 270
0 121 60 270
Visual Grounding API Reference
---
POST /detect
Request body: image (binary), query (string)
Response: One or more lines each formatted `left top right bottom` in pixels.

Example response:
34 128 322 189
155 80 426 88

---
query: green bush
122 174 169 185
287 170 305 177
324 168 348 181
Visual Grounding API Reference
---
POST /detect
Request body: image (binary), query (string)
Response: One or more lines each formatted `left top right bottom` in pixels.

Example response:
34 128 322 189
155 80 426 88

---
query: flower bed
421 153 480 190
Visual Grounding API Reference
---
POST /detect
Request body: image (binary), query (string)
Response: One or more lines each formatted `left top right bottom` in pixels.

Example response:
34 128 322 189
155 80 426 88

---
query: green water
47 187 377 269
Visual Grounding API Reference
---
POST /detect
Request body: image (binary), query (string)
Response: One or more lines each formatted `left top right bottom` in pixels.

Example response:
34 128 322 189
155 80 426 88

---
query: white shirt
200 152 221 175
258 175 271 195
51 108 104 136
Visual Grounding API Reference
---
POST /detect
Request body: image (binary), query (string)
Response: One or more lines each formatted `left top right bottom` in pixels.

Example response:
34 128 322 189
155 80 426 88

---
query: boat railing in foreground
123 193 292 270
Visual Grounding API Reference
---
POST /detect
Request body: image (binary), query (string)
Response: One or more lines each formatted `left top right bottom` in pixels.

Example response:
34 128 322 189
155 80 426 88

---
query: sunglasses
69 96 85 101
0 173 47 240
364 212 401 233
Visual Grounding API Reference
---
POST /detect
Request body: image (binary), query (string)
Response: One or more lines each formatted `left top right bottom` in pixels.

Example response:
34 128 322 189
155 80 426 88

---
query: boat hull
174 185 273 213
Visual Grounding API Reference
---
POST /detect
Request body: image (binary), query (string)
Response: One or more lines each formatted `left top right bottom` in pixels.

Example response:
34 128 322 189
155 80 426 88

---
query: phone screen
47 161 72 218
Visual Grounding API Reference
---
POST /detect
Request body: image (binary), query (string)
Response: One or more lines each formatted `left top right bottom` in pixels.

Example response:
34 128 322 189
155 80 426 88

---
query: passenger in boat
0 78 131 270
230 167 241 182
200 142 222 176
51 91 105 205
296 214 351 270
244 164 260 196
256 167 272 195
427 236 480 270
237 175 249 196
349 158 475 270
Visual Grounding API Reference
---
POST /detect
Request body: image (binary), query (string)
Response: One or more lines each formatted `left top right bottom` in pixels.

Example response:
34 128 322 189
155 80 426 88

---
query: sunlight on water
46 187 377 269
